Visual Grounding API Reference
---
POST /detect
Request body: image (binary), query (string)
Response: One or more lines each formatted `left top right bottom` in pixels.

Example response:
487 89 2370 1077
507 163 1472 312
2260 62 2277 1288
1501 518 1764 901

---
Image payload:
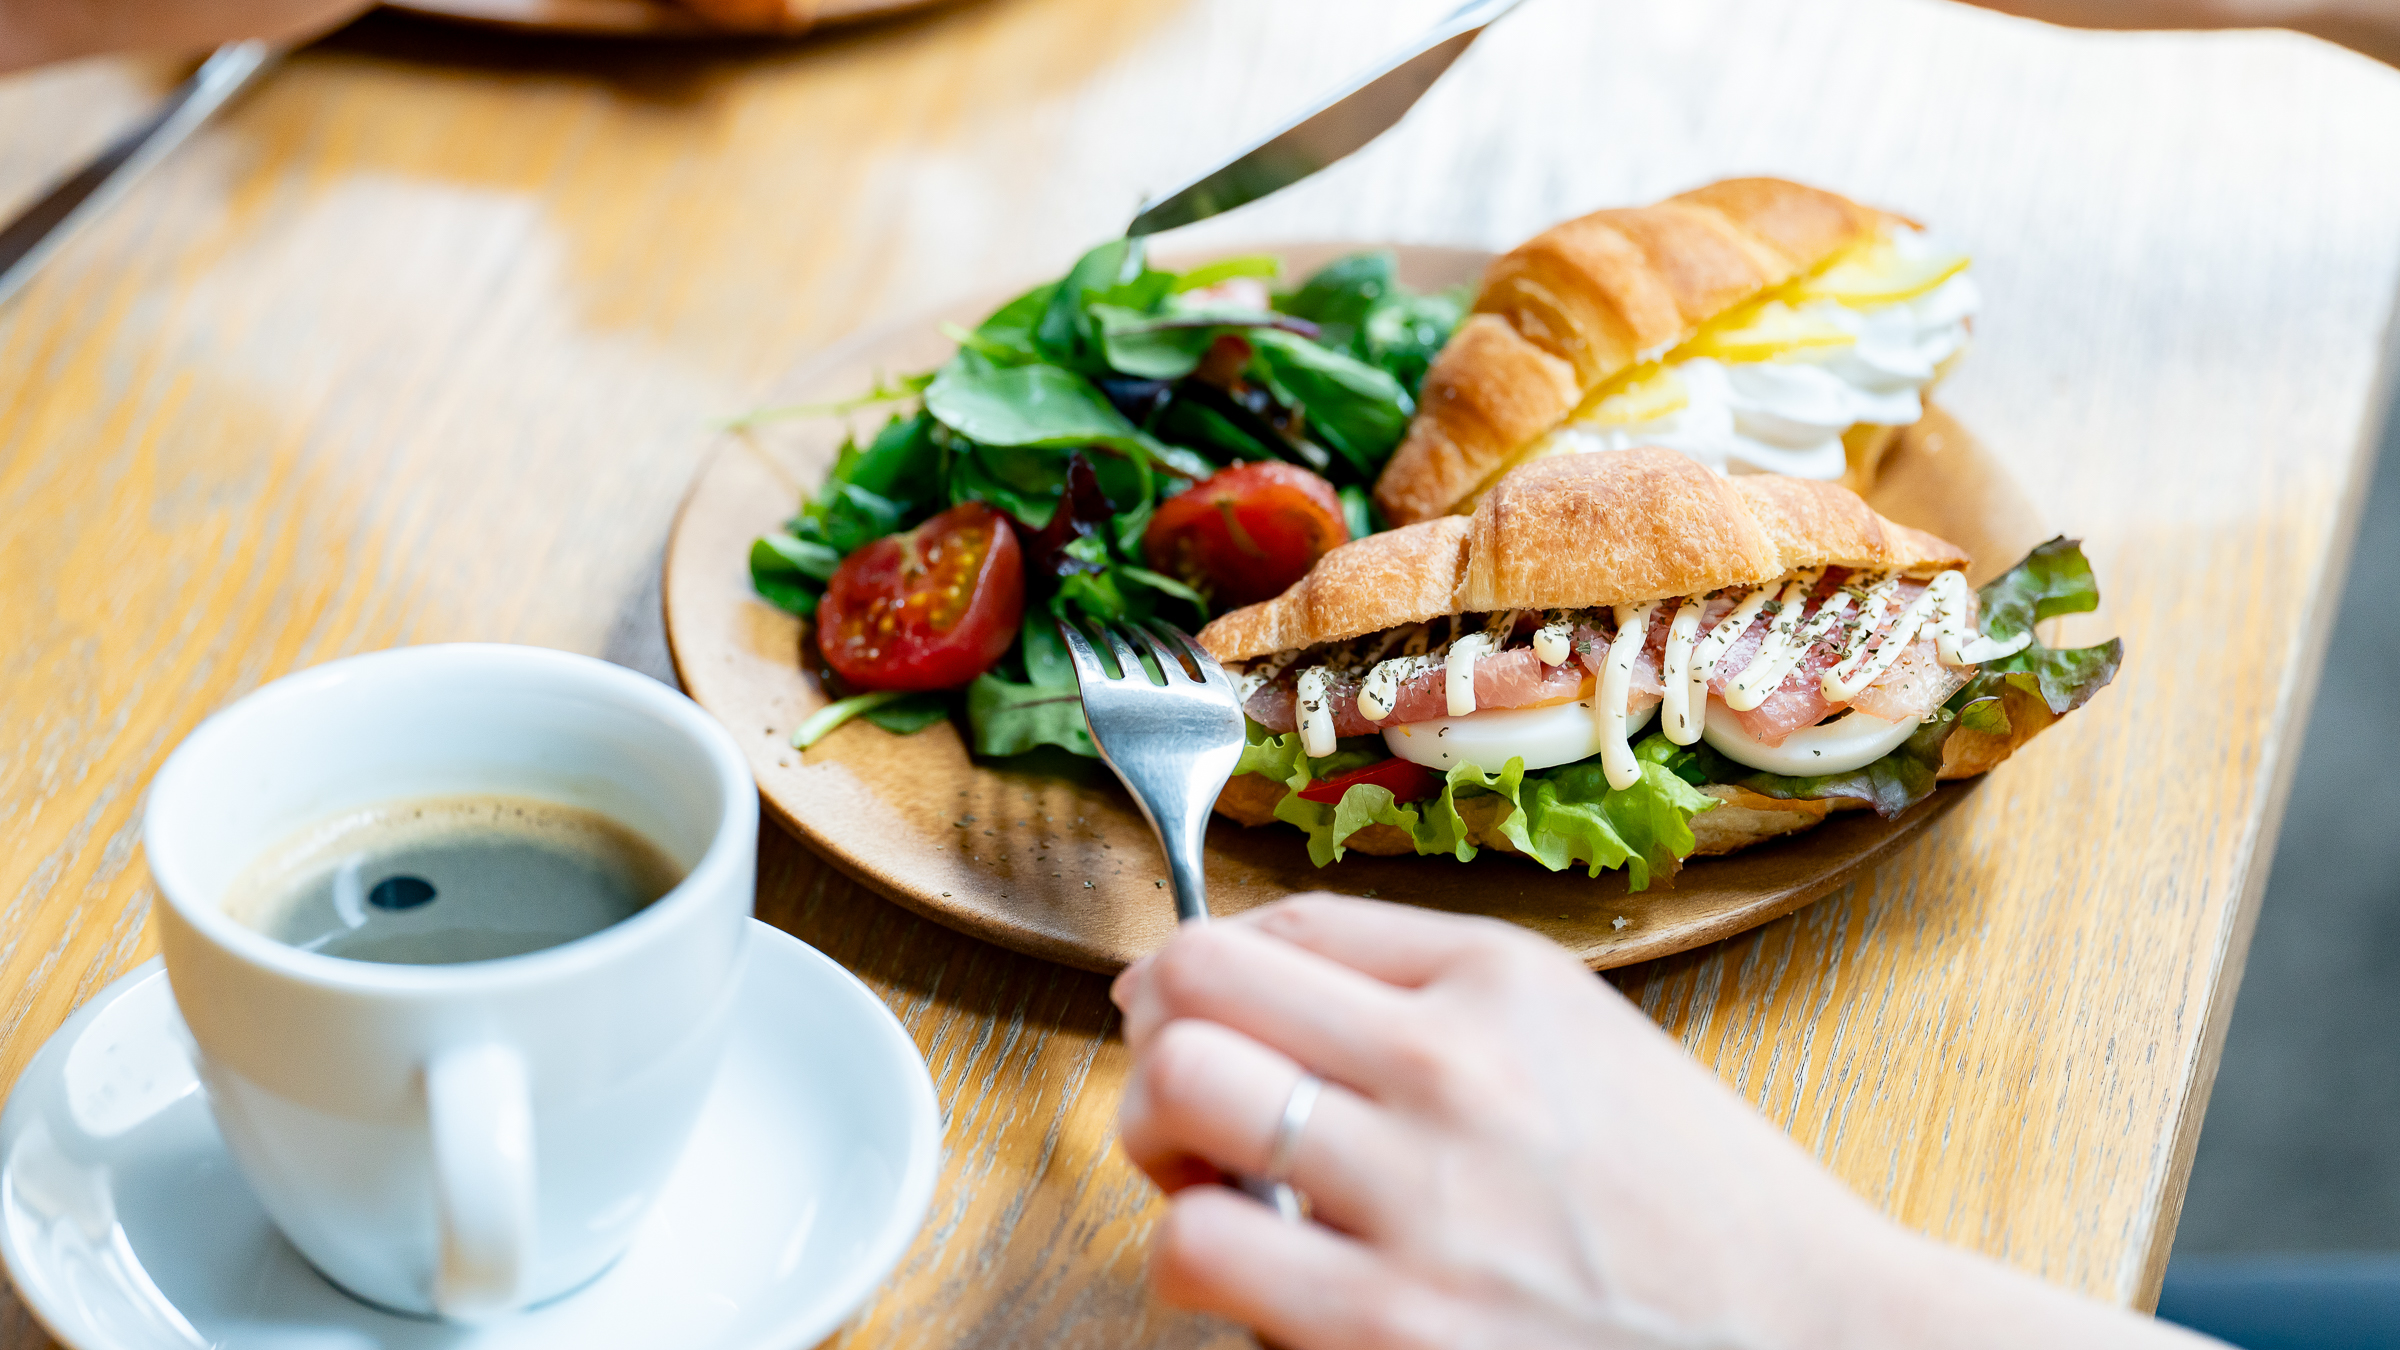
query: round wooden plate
383 0 943 36
664 243 2051 974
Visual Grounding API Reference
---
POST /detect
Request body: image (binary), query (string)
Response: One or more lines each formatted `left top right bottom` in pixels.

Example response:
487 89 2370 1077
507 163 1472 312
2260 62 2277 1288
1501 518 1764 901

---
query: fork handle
1163 814 1213 927
1162 831 1304 1221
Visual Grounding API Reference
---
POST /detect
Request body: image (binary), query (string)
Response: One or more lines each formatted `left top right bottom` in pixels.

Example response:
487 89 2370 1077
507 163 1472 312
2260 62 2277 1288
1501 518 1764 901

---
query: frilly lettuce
1233 722 1716 890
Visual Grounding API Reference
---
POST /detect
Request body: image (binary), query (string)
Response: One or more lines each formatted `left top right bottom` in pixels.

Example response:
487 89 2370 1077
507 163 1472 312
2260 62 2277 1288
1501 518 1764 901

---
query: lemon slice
1680 300 1855 364
1792 240 1970 308
1572 363 1687 426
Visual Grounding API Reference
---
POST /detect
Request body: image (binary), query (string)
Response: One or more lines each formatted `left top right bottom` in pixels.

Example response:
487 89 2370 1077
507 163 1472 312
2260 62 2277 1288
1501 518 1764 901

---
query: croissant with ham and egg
1372 177 1979 526
1202 448 2120 889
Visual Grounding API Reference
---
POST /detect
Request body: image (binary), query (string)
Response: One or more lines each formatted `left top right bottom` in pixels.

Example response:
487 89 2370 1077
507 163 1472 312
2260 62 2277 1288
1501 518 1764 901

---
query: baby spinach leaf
1276 251 1395 348
966 675 1095 758
860 691 954 735
925 364 1212 481
1033 239 1162 375
1361 286 1469 397
973 282 1057 363
1248 329 1415 478
749 534 833 616
1093 304 1218 380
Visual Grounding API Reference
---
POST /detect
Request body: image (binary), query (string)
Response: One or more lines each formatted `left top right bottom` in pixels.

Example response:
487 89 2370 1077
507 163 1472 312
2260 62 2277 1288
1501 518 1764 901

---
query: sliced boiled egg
1701 700 1918 777
1383 700 1659 774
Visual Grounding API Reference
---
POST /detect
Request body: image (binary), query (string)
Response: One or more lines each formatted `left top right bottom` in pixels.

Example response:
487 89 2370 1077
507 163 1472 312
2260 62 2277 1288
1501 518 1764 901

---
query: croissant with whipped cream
1373 178 1977 526
1206 449 2119 889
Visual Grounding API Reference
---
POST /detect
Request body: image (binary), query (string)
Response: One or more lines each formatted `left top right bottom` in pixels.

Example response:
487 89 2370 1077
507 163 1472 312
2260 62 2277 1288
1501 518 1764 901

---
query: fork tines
1057 615 1229 692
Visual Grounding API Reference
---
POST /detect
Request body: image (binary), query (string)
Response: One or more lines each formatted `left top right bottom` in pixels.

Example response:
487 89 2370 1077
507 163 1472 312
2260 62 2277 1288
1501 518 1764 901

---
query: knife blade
1126 0 1531 238
0 41 278 311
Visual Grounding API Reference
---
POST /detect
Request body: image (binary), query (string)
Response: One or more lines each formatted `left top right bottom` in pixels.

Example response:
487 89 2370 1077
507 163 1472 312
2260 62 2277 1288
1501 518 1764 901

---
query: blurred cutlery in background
0 42 277 311
1127 0 1533 237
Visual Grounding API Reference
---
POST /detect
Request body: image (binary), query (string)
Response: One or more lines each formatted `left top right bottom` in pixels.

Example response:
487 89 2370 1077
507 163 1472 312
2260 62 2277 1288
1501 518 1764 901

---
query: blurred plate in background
384 0 947 36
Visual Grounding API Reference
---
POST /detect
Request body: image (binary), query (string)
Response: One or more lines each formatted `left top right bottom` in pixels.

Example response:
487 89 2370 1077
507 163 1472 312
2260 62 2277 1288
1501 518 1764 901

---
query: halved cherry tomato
1142 462 1348 609
1298 757 1442 806
818 502 1025 691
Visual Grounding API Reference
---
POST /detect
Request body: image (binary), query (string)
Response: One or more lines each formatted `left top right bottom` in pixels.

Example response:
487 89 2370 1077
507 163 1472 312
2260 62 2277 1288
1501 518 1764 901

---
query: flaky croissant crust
1372 178 1892 527
1197 447 1965 664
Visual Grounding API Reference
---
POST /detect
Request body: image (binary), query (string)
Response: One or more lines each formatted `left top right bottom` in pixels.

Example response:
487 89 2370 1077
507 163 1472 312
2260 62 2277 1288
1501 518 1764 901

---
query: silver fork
1056 615 1302 1221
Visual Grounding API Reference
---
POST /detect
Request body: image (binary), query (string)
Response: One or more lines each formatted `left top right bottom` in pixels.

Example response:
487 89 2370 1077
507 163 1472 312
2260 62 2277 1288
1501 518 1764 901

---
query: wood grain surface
663 250 2048 974
2 1 2397 1344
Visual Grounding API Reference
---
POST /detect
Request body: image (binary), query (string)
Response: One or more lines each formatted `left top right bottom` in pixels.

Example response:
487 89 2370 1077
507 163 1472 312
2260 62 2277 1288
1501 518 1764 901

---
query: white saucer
0 920 941 1350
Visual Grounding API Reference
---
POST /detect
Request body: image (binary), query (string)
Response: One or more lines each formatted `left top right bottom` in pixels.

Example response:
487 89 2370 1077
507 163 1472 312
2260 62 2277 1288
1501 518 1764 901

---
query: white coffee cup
143 644 757 1321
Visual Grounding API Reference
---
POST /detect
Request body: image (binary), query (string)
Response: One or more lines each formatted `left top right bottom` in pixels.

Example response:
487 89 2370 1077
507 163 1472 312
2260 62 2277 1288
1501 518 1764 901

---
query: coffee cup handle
426 1043 536 1320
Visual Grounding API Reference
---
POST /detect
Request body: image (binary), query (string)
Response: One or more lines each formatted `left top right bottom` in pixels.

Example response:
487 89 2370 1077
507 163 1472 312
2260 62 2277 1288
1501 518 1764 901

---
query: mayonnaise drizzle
1445 631 1496 717
1595 601 1659 790
1659 598 1707 744
1442 613 1519 717
1723 572 1823 711
1820 575 1920 701
1258 569 2024 765
1532 614 1575 666
1928 571 2031 665
1668 586 1771 744
1295 667 1336 758
1359 653 1438 722
1236 647 1300 704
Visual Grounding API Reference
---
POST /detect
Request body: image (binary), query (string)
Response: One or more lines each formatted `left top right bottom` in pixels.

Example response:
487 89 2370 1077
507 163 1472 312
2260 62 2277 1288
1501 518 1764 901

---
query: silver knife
0 41 278 311
1127 0 1532 237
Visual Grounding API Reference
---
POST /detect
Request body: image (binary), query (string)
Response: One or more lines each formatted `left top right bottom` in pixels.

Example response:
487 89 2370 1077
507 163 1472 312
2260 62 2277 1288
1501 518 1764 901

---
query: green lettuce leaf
1274 251 1468 397
1971 536 2125 721
1231 723 1716 889
1514 759 1717 889
964 613 1096 758
1245 329 1415 479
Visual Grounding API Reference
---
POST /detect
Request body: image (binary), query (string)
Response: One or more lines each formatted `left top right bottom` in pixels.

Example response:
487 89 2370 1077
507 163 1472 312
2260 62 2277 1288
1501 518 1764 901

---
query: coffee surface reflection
224 794 682 964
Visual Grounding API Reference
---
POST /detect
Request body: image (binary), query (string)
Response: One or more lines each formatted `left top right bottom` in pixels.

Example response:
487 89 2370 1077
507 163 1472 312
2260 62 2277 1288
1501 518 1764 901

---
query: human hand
1113 894 2222 1350
0 0 371 72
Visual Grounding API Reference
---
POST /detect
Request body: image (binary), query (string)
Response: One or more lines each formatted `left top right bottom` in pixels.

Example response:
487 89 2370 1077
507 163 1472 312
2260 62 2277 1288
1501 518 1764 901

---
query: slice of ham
1244 646 1589 738
1848 638 1970 722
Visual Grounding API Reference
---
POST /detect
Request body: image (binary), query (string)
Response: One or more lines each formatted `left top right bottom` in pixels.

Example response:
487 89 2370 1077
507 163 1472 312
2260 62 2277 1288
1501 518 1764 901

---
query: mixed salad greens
750 238 1467 757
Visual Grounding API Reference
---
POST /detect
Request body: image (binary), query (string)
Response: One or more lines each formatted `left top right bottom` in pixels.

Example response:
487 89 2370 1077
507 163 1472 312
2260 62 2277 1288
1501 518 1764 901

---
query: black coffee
224 795 683 965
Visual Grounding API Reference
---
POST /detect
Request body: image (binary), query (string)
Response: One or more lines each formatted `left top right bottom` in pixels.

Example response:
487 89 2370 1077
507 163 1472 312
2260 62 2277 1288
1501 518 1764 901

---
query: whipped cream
1545 231 1979 481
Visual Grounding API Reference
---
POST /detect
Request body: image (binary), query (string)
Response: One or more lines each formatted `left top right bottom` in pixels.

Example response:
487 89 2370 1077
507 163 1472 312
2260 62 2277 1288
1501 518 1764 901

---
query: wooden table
4 0 2397 1342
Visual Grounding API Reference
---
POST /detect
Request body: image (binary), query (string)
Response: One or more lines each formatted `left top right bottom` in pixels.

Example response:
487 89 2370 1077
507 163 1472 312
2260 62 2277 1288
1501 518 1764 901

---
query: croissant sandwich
1373 177 1978 526
1202 448 2120 889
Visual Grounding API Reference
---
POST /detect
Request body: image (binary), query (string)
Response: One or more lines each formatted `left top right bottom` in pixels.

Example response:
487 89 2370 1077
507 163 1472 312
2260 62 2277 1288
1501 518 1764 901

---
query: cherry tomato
818 502 1025 691
1298 757 1442 806
1141 463 1349 609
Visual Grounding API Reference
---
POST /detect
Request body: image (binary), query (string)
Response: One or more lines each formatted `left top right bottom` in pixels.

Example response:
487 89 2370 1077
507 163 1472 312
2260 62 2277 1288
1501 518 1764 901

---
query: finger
1118 1018 1412 1239
1109 952 1151 1011
1229 892 1533 989
1153 1185 1455 1350
1116 922 1424 1091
